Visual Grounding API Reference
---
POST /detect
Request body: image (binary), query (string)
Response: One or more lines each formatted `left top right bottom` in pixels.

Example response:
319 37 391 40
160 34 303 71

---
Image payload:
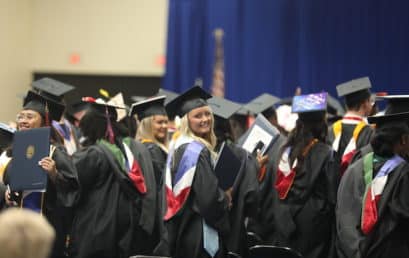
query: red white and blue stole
164 136 204 220
332 115 367 175
361 152 405 235
275 139 318 199
98 138 147 194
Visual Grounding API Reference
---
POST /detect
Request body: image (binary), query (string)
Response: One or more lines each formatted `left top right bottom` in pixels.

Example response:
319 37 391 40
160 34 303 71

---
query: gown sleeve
52 146 79 198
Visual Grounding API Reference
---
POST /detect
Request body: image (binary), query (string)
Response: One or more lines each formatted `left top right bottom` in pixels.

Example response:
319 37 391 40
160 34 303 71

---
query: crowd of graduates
0 76 408 258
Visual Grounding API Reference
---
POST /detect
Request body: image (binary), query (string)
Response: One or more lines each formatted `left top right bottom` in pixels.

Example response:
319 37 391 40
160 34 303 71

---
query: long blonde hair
179 106 217 155
136 116 168 152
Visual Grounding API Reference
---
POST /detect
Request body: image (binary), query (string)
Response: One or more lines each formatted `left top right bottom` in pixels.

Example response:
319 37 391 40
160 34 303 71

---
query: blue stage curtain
163 0 409 102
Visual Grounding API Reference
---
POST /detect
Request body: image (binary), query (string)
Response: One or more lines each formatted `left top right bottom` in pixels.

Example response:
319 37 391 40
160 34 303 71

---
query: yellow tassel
99 88 110 99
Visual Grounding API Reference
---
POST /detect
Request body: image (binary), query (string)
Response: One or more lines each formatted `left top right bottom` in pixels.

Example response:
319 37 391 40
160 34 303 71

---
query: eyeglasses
16 113 39 121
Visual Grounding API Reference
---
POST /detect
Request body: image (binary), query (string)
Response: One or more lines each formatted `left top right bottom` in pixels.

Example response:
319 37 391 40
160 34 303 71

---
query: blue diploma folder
214 142 242 191
9 127 50 191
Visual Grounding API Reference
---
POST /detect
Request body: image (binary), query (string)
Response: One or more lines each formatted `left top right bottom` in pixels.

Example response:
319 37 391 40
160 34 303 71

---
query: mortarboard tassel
105 106 115 144
45 102 50 126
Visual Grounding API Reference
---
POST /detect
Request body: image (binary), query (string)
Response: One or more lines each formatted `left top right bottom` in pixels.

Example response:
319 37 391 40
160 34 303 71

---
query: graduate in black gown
131 95 170 256
164 86 232 258
0 123 15 208
70 98 160 258
351 95 409 164
209 96 259 257
327 77 374 175
0 123 15 177
133 95 169 189
3 89 79 258
240 94 288 243
31 77 80 156
336 111 409 258
246 134 287 244
271 93 339 258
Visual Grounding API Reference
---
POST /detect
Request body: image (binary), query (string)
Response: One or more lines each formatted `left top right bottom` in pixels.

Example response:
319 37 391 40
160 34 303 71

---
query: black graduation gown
225 144 259 257
70 139 158 258
142 141 170 256
4 145 79 258
246 134 287 241
336 156 409 258
166 144 230 258
142 142 167 190
271 142 339 258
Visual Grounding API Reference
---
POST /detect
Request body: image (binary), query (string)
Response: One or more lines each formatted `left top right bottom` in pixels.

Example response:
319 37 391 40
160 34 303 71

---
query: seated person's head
0 208 55 258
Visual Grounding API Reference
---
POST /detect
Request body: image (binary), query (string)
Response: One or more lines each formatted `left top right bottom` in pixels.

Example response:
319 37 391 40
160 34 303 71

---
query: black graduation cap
367 111 409 125
157 88 179 105
31 78 75 102
165 86 212 118
336 77 372 97
292 92 328 121
81 97 127 143
243 93 281 115
208 96 242 120
0 123 16 150
129 95 167 120
292 92 328 113
336 77 372 106
66 100 91 117
23 90 65 122
82 97 126 121
376 95 409 115
327 94 345 116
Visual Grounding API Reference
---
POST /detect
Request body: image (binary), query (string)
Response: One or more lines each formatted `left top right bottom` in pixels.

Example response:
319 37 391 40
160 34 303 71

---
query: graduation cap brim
208 97 242 120
368 111 409 124
31 77 75 102
244 93 281 115
327 94 345 116
165 86 212 118
276 97 293 106
84 98 127 120
66 100 91 116
157 88 179 105
131 96 148 103
130 95 167 120
375 95 409 115
336 77 372 97
23 91 65 122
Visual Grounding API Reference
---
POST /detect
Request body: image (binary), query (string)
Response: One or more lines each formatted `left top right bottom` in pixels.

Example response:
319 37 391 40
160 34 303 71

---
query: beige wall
31 0 168 76
0 0 167 121
0 0 32 122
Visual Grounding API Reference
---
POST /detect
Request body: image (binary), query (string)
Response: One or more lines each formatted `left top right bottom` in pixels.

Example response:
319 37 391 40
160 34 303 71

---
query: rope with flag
210 28 225 98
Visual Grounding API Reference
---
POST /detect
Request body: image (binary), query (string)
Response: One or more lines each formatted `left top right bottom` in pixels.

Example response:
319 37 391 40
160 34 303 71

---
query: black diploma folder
214 142 242 191
9 127 50 191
